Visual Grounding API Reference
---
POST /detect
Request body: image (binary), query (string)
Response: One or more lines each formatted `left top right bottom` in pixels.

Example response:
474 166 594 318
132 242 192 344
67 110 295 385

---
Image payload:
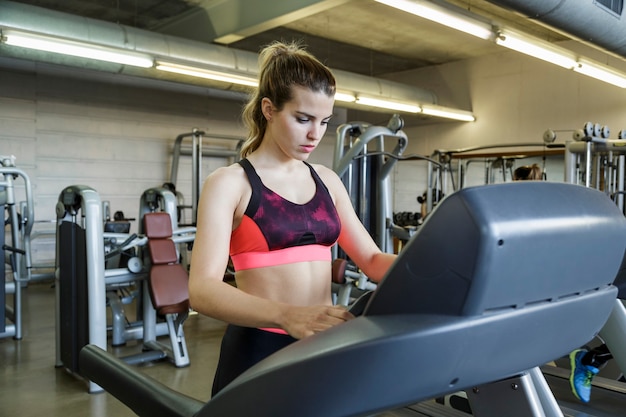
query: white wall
1 66 246 266
1 67 248 227
399 45 626 154
388 43 626 212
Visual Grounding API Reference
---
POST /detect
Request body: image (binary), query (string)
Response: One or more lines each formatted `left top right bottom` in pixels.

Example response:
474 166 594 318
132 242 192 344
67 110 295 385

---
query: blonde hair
240 41 336 158
513 163 543 181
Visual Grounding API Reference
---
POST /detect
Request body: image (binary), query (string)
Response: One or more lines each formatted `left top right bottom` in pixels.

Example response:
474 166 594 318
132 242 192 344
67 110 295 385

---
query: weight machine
0 155 34 340
334 114 407 254
55 185 193 393
169 128 243 226
332 115 407 305
564 129 626 213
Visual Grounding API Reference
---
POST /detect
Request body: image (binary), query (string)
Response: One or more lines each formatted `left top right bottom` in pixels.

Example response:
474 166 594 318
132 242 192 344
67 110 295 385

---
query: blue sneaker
569 349 600 403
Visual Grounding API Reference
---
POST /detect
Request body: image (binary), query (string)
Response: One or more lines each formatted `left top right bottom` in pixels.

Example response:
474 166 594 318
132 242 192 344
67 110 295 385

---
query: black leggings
211 325 296 396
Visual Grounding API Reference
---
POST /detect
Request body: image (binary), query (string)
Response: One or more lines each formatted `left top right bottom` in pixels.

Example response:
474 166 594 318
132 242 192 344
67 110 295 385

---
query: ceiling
0 0 606 125
4 0 571 76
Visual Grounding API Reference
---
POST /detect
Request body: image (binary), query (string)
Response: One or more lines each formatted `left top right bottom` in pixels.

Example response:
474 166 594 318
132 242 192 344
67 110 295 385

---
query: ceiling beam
154 0 351 45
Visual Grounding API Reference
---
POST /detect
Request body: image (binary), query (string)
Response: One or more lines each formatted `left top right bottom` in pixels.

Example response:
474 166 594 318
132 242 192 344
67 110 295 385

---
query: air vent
595 0 623 17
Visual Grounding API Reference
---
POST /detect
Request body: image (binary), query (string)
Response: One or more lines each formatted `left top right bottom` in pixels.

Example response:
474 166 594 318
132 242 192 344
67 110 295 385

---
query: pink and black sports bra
229 159 341 271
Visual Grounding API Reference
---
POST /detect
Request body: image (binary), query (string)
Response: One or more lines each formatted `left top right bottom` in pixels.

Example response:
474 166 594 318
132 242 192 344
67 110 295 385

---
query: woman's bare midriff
234 261 333 306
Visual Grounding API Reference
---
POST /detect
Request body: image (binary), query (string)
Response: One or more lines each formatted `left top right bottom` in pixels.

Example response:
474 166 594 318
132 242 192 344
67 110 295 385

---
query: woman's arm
316 165 397 282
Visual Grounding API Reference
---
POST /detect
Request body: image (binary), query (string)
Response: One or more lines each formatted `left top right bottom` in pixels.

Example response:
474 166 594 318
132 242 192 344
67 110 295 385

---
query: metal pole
81 187 106 393
191 128 202 225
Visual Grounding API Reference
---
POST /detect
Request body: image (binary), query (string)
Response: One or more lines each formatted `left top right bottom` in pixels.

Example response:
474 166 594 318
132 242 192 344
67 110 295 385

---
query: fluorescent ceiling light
421 104 475 122
155 62 258 87
374 0 626 90
495 29 577 69
1 29 154 68
375 0 493 40
2 28 475 120
355 96 421 113
574 59 626 88
334 92 356 102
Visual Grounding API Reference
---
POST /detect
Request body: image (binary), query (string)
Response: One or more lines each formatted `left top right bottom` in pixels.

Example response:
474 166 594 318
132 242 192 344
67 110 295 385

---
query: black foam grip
79 345 203 417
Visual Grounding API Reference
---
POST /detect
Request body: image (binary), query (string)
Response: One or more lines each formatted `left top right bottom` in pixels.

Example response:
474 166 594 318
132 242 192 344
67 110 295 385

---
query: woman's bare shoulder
206 163 246 186
200 163 250 205
309 163 342 187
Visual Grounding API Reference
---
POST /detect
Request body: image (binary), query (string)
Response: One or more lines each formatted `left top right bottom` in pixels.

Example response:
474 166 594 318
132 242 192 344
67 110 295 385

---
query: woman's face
263 86 334 160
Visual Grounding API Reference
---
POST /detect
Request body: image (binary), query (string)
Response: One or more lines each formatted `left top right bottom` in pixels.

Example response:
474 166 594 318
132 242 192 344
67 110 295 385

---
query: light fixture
155 61 258 87
1 28 154 68
421 104 476 122
355 96 421 113
334 91 356 102
574 59 626 88
378 0 626 91
495 28 577 69
2 27 476 120
375 0 493 40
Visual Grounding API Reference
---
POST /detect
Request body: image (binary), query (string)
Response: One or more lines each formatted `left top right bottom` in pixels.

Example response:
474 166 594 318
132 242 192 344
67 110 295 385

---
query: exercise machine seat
331 258 347 284
144 212 189 315
80 182 626 417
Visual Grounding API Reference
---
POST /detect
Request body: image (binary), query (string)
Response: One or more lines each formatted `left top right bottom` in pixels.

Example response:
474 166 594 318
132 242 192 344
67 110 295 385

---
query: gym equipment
142 211 190 368
564 123 626 212
55 185 193 393
139 187 179 230
139 186 196 277
332 115 408 305
169 128 243 226
169 129 204 226
0 155 34 340
334 114 407 254
79 181 626 416
55 185 106 392
103 231 147 348
430 142 565 196
331 258 377 307
542 125 611 144
135 187 193 367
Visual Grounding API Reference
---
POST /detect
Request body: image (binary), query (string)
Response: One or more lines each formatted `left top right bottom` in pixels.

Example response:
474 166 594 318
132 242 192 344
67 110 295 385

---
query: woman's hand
281 305 355 339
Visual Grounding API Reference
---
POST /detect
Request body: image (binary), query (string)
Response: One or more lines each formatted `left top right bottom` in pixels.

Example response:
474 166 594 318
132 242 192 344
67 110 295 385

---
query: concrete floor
1 281 226 417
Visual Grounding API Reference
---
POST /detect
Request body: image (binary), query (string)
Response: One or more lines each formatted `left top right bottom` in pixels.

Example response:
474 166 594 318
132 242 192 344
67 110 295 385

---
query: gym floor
1 280 226 417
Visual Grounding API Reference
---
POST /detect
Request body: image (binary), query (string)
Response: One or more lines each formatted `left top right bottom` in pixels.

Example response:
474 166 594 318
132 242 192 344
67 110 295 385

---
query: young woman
188 41 396 396
512 163 543 181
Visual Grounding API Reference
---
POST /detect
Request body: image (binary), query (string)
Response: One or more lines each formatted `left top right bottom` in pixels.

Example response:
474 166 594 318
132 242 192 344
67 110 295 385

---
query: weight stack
58 221 89 373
